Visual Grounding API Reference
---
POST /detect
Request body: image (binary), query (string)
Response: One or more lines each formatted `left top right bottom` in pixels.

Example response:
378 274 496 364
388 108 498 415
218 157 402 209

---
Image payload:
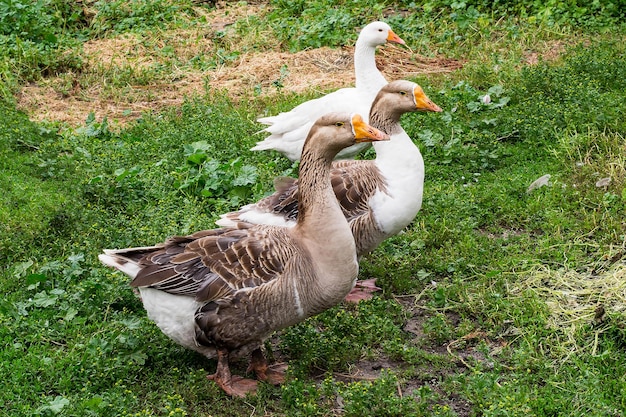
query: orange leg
344 278 382 303
246 348 287 386
208 348 258 398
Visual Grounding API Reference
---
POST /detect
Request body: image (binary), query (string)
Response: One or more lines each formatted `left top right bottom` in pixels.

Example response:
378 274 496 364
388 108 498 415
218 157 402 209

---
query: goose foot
208 348 258 398
247 348 287 385
344 278 381 303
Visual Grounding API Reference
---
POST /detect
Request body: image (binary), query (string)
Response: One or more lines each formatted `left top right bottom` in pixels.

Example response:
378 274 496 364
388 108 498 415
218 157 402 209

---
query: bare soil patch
524 40 567 65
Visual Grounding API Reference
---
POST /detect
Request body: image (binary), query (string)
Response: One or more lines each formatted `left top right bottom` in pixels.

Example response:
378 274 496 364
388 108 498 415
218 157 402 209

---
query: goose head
370 80 442 121
358 21 405 47
304 113 390 159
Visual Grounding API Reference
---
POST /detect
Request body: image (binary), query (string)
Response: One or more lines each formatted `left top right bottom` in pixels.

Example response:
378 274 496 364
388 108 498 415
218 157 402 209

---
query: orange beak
413 85 442 113
351 114 390 143
386 29 406 45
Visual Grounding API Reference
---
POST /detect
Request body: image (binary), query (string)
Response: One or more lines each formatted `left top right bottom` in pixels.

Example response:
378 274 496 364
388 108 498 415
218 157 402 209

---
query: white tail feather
98 253 142 279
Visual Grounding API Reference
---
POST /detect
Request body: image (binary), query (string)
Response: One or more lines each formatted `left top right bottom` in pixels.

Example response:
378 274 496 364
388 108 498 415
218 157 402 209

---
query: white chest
369 151 425 235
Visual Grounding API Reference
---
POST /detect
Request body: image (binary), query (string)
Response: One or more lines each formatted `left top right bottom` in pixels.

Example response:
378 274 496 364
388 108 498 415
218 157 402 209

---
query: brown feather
99 112 372 388
123 225 295 303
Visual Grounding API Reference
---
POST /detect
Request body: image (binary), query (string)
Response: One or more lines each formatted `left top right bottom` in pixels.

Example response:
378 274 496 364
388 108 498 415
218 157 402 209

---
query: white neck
354 38 387 92
368 104 423 177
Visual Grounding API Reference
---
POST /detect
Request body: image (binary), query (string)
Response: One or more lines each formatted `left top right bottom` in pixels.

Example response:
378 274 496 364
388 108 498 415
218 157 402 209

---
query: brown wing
329 160 387 221
255 176 300 222
129 224 298 303
246 161 386 223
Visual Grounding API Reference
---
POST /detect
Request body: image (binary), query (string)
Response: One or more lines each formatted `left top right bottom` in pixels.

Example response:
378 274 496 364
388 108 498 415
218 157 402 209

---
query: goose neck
296 149 348 234
368 108 402 135
354 40 387 91
295 146 359 299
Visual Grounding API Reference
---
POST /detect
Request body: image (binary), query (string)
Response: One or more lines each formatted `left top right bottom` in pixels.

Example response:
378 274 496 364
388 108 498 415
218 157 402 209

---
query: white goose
251 21 405 161
219 81 442 300
98 113 389 398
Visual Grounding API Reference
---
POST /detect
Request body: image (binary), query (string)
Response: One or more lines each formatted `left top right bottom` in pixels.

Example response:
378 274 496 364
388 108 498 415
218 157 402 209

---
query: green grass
2 1 626 416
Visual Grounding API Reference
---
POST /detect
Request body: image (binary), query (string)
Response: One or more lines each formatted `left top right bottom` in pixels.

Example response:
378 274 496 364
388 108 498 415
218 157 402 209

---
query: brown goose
98 113 389 397
251 21 405 161
218 80 442 301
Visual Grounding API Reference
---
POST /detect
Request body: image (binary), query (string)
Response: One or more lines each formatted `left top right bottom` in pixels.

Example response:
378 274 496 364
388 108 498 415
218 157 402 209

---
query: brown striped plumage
99 113 389 397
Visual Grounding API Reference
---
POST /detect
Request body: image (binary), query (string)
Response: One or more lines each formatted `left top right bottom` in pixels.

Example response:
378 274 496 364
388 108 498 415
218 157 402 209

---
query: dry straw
511 259 626 357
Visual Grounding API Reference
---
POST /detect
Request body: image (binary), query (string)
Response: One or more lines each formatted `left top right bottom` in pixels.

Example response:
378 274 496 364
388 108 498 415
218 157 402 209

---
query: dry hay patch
16 38 462 129
207 47 356 98
211 45 464 99
16 73 211 128
511 259 626 356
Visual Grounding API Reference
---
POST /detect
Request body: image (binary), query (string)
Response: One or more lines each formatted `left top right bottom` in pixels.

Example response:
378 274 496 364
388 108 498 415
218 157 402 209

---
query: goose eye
335 122 344 127
378 29 383 32
399 91 407 96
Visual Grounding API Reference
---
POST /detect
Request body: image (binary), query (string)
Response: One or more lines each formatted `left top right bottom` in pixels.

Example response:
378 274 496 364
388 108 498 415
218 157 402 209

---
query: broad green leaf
32 291 58 308
12 260 33 278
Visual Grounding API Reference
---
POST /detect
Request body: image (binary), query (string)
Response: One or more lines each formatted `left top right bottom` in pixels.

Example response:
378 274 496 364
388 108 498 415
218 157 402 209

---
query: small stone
527 174 551 193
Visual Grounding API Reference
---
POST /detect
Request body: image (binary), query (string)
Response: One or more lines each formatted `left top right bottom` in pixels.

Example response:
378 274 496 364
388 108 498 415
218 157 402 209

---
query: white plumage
251 21 405 161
